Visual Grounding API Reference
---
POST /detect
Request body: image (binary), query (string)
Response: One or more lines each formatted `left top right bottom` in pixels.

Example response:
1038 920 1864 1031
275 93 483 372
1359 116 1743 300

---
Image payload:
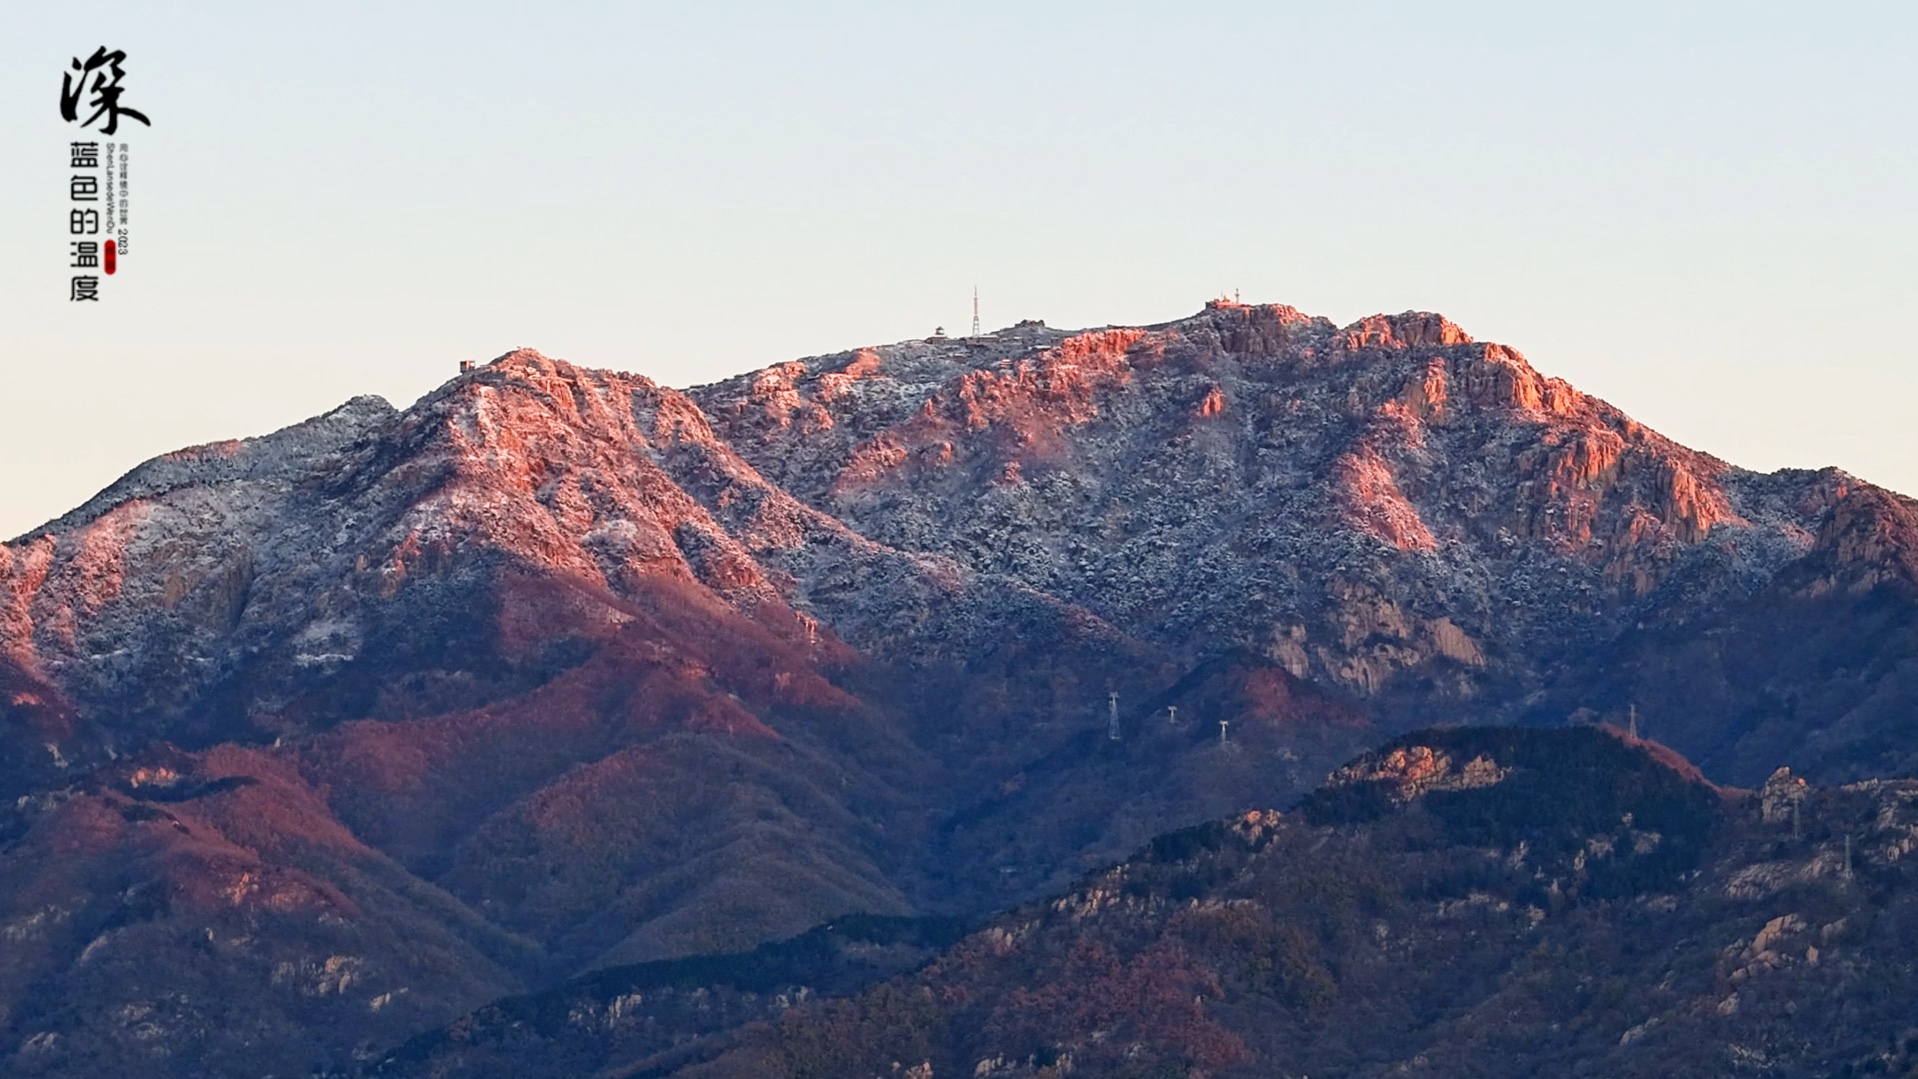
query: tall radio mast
971 287 981 338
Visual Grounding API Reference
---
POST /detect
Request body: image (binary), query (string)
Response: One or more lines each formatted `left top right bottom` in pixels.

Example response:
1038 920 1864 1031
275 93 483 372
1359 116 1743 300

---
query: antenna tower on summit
971 287 981 338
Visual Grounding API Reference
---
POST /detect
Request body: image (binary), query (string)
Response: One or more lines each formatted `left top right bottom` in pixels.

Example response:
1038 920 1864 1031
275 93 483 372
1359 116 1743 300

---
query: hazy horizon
5 2 1915 539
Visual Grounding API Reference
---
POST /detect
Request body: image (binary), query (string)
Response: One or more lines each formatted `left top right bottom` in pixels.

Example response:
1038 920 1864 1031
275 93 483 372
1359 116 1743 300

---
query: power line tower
1628 703 1638 740
971 287 981 338
1108 692 1121 742
1219 719 1229 746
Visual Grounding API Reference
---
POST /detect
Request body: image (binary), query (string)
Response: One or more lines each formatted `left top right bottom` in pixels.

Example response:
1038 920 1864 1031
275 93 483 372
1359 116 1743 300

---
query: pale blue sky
3 3 1914 539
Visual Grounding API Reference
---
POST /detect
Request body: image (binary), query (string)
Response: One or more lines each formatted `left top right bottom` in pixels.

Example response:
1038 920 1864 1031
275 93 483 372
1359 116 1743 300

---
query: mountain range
384 726 1918 1078
3 300 1915 1076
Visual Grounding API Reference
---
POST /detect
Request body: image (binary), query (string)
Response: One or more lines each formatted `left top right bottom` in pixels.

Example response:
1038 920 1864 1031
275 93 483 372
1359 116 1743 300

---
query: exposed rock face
693 304 1770 712
1760 766 1809 823
691 301 1907 752
2 302 1916 1075
1325 743 1509 803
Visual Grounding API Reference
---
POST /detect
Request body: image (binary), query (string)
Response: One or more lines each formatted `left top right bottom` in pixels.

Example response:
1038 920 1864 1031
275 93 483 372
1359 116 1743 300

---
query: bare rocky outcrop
1760 766 1809 824
1326 744 1508 803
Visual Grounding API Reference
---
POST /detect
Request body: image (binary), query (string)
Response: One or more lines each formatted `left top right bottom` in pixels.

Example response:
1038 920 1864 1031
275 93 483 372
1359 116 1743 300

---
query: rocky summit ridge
3 301 1917 1076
